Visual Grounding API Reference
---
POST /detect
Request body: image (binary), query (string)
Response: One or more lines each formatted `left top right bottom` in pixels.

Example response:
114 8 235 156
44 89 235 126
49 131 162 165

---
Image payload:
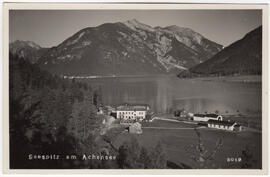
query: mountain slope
189 26 262 76
9 40 48 64
11 19 223 76
163 25 222 60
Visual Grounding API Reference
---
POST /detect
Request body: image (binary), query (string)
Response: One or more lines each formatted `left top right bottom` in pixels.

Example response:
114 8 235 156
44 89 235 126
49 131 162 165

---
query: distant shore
63 74 175 79
185 75 262 83
63 74 261 83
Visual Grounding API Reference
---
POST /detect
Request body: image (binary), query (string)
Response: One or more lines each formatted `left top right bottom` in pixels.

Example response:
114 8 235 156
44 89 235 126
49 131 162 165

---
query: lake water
80 76 262 115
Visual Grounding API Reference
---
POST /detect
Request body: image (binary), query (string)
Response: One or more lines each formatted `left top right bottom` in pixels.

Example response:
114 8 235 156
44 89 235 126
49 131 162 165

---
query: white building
193 114 223 122
117 110 146 121
116 104 149 122
207 120 242 131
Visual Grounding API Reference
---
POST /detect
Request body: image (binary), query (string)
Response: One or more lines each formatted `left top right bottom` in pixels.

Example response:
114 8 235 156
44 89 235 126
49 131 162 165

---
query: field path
153 117 197 124
142 127 205 130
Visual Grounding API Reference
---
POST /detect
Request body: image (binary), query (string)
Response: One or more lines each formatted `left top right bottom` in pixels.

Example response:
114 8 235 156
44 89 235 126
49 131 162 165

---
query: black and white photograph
3 3 268 174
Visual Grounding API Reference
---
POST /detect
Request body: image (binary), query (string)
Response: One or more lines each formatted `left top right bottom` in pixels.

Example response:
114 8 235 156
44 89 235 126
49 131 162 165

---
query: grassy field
223 115 262 130
113 120 262 169
154 113 262 130
142 119 196 128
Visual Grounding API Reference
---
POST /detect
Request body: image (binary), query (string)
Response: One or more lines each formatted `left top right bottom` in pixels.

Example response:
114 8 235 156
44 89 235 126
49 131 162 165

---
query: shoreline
178 75 262 83
63 74 175 79
63 74 262 83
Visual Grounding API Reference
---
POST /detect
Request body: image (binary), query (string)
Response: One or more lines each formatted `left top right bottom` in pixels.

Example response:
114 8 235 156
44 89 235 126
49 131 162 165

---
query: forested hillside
187 26 262 76
10 53 102 168
9 53 169 169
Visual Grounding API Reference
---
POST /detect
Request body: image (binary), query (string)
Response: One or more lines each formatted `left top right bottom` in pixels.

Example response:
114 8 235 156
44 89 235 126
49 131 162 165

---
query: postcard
2 2 268 175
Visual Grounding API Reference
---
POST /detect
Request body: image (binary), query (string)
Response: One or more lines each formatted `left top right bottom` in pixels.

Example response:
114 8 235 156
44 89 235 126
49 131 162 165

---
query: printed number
227 157 242 162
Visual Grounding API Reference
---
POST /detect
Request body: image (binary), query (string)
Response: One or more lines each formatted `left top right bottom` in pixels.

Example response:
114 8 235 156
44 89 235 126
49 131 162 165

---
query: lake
79 75 262 115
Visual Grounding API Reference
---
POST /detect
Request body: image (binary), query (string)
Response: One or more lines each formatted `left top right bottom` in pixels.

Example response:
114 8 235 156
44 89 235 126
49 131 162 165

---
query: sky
9 10 262 48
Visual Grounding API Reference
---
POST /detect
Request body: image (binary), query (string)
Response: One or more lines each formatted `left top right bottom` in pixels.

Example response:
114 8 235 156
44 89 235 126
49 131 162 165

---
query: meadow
113 120 262 169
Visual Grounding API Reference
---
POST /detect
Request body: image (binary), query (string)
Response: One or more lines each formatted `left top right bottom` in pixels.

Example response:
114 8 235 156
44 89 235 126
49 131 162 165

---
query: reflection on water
173 98 233 114
81 76 262 115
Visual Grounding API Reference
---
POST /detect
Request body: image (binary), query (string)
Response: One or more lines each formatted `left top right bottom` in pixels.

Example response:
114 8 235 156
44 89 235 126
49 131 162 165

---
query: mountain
10 19 223 76
9 40 48 64
163 25 222 59
188 26 262 76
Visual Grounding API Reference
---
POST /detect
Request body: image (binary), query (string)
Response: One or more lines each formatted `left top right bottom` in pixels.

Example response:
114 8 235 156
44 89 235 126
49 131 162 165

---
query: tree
117 136 142 169
117 137 167 169
241 145 257 169
102 127 125 152
185 127 223 168
139 147 153 169
150 141 167 169
9 95 41 169
8 53 110 169
69 98 98 139
93 86 103 108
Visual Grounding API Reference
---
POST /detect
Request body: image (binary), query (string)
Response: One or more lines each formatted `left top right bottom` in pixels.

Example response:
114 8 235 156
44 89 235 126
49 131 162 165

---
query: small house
145 112 155 122
104 105 116 115
207 120 242 131
174 109 188 118
97 107 104 115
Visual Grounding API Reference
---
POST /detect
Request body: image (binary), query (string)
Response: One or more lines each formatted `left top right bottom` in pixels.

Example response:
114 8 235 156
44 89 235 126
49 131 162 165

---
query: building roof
116 103 149 111
194 114 206 117
194 113 221 118
207 120 236 126
205 114 220 118
117 108 146 111
117 103 150 107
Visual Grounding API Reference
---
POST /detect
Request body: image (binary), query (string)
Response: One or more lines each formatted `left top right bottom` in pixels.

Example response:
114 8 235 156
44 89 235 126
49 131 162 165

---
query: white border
2 2 268 175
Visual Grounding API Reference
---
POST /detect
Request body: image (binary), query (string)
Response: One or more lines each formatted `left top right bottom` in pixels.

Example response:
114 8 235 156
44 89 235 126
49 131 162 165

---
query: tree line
9 53 168 169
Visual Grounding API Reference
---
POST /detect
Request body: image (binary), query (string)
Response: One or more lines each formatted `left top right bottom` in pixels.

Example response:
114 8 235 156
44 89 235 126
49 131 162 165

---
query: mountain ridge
10 19 223 76
186 26 262 76
9 40 49 64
